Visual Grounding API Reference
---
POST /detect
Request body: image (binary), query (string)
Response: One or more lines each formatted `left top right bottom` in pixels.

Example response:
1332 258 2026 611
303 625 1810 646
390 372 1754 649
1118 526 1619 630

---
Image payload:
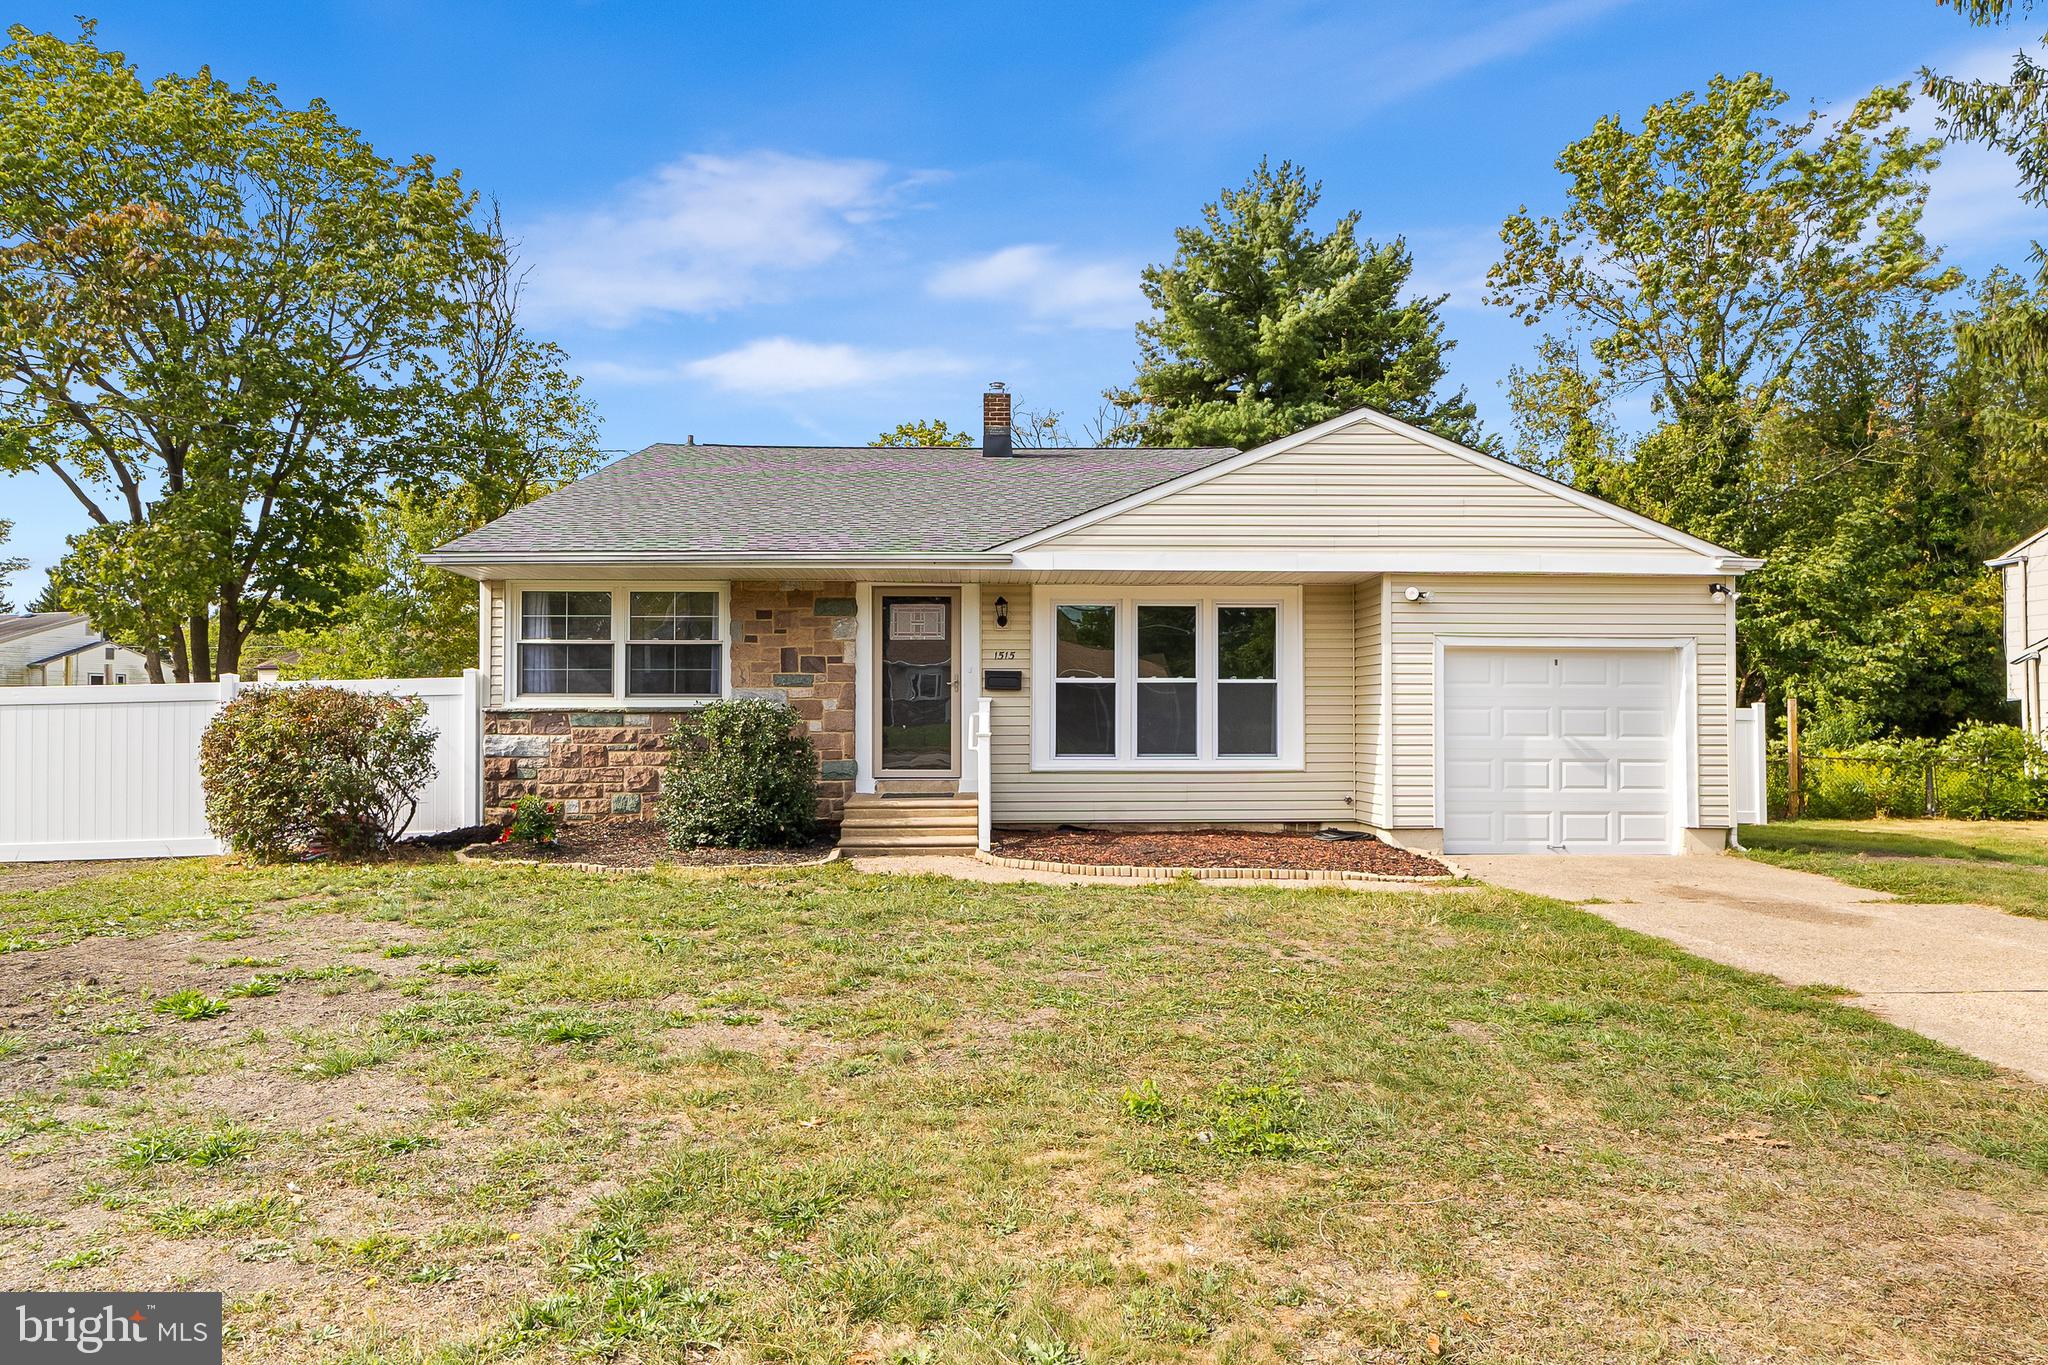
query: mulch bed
467 821 834 869
991 828 1450 878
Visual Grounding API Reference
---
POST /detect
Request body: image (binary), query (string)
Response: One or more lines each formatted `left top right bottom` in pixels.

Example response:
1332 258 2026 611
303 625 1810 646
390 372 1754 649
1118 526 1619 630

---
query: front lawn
1740 818 2048 919
2 858 2044 1363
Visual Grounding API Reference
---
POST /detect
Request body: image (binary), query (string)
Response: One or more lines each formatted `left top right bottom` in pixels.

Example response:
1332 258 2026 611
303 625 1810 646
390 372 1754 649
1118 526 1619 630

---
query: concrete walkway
1461 854 2048 1083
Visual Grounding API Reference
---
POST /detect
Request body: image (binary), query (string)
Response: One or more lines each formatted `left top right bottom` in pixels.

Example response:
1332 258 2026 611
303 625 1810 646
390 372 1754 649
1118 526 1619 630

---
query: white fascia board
993 405 1749 565
1996 525 2048 561
421 551 1010 580
1010 548 1744 576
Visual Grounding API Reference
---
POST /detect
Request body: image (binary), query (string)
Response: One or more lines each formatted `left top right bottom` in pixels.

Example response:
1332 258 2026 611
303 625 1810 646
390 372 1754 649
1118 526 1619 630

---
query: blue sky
3 0 2041 600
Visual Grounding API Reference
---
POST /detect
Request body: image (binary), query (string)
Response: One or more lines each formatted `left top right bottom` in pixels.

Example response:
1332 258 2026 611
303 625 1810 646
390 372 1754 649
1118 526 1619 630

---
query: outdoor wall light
994 595 1010 627
1709 582 1734 601
1403 586 1431 603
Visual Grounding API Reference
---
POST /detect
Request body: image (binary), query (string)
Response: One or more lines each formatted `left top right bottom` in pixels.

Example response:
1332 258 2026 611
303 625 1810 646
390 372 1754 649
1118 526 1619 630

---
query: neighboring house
423 387 1758 856
0 613 156 686
1993 527 2048 738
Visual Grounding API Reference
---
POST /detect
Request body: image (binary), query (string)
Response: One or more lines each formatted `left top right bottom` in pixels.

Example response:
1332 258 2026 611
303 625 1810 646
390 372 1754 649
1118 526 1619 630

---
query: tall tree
1111 159 1483 450
0 518 24 614
1924 0 2048 444
0 23 491 681
262 210 602 678
870 419 973 448
1489 73 1956 553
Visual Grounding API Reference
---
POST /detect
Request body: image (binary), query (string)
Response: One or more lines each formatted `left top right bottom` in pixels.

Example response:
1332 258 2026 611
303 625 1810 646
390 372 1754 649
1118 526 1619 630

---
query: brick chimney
982 382 1013 458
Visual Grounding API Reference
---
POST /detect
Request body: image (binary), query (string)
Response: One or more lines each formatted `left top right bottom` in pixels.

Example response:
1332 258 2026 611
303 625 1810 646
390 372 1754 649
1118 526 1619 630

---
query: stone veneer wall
482 582 861 825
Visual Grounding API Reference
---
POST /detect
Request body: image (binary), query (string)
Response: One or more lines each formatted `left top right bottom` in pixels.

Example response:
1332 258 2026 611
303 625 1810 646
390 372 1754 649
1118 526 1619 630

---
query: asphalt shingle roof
0 612 84 646
432 444 1241 558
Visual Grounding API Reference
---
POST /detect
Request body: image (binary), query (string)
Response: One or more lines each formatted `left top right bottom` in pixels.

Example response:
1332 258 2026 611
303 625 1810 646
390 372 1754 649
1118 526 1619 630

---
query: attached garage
1438 642 1692 855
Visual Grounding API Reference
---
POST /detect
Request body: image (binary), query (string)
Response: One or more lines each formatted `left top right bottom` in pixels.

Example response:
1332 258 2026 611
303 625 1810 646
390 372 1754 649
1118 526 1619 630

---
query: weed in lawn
301 1044 387 1079
46 1244 116 1272
77 1047 148 1089
1019 1334 1087 1365
421 958 498 977
120 1125 256 1169
1122 1078 1167 1122
146 1194 299 1238
530 1011 613 1045
89 1013 147 1037
224 975 283 998
118 1130 188 1167
153 990 230 1021
381 1132 440 1154
1123 1265 1240 1344
1207 1083 1307 1158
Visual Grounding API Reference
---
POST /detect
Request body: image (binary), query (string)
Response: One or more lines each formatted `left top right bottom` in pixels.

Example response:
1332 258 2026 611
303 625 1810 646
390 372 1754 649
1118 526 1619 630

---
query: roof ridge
635 442 1232 454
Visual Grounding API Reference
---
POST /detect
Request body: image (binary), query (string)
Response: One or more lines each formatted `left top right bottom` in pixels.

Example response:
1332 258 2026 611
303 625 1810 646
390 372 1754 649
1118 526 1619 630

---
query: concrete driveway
1460 854 2048 1083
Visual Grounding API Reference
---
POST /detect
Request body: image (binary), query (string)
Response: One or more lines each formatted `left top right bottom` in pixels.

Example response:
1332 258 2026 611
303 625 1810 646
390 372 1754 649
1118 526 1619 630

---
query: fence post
460 667 485 827
1785 696 1802 821
1924 762 1936 817
218 673 240 708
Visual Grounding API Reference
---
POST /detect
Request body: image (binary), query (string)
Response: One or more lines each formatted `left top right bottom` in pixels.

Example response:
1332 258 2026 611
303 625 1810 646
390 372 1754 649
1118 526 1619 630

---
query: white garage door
1442 647 1679 855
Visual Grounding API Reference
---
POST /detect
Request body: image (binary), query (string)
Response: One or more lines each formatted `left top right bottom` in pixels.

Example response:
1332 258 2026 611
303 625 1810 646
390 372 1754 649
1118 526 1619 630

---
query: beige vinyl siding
982 582 1358 824
1354 576 1385 826
483 580 506 706
1384 575 1735 830
1038 416 1701 558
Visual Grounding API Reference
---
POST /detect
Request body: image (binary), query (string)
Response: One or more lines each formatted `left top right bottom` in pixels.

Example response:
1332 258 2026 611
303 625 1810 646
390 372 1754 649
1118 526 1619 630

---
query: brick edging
973 849 1458 884
454 843 843 875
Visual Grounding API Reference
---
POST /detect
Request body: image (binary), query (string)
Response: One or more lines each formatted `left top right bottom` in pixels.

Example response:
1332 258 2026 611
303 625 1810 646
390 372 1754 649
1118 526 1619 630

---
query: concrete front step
838 834 980 851
838 791 980 852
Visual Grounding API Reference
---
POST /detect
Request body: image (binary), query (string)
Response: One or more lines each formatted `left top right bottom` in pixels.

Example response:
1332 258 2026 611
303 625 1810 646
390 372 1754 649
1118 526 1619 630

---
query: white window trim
1030 585 1304 772
503 579 733 709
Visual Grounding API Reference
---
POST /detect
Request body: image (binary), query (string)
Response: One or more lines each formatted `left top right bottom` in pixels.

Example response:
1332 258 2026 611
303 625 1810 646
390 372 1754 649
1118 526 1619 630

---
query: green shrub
502 794 561 847
200 685 437 860
1772 723 2048 821
657 699 818 848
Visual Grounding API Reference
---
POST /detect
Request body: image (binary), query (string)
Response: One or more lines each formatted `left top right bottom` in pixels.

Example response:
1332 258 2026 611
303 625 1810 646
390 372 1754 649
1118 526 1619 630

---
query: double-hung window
1054 604 1118 757
513 585 726 704
1037 590 1297 768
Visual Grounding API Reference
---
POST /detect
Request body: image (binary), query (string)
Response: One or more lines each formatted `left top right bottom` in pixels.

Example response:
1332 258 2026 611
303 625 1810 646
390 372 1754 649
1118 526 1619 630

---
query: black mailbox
984 669 1024 692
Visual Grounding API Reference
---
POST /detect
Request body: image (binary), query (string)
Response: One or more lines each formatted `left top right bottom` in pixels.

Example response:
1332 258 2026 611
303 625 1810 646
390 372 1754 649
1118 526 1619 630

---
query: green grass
2 854 2045 1361
1742 818 2048 918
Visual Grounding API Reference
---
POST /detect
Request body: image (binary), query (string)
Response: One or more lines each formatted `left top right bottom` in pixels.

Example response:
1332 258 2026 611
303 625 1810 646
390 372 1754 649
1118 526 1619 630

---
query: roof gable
1011 409 1747 564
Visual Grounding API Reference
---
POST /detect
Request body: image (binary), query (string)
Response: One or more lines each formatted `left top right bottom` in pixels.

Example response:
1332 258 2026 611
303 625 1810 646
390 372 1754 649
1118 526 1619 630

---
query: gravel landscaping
992 827 1451 877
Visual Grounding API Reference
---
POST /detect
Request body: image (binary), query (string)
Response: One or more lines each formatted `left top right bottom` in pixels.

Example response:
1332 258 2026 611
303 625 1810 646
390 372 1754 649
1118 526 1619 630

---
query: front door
877 592 958 775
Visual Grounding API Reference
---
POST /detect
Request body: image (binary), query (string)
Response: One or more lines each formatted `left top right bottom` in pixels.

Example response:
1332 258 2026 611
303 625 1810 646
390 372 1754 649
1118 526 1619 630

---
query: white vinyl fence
1732 700 1768 827
0 670 483 863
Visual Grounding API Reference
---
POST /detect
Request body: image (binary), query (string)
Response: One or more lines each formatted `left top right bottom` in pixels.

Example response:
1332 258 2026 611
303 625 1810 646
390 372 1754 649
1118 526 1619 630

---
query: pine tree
1110 159 1483 450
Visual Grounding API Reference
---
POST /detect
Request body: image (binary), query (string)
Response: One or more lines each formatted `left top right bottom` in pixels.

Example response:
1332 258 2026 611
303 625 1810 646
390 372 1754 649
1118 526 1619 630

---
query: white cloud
1908 36 2043 255
522 152 917 327
600 337 973 396
1106 0 1633 140
1402 226 1505 311
927 244 1144 329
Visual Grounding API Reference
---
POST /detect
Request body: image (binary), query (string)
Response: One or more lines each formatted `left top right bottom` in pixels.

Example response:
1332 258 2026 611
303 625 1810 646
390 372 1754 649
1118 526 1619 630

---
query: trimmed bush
657 698 817 848
200 685 438 860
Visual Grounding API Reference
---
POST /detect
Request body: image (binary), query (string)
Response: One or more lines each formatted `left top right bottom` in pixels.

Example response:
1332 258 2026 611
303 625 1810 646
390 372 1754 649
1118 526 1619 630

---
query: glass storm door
878 593 957 774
